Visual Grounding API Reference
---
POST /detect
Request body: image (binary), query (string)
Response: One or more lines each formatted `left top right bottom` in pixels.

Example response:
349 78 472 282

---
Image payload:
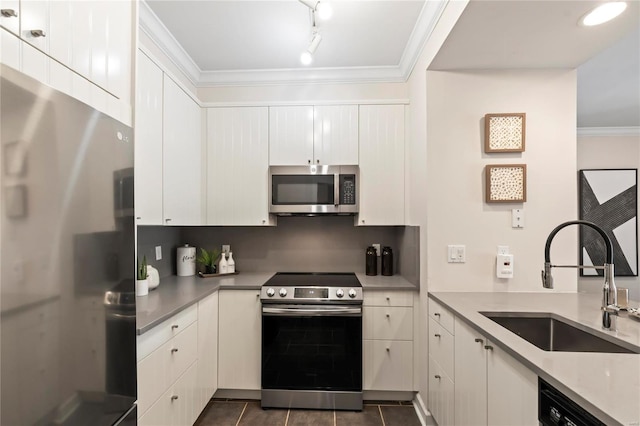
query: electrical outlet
372 244 381 256
497 245 509 255
155 246 162 261
222 245 230 255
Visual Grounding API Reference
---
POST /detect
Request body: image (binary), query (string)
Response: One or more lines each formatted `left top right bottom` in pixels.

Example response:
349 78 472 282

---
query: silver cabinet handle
171 395 178 401
30 29 46 37
308 159 311 164
386 297 390 301
386 347 390 352
385 313 390 318
316 159 320 164
434 312 441 317
262 219 266 224
171 348 178 354
434 375 441 379
474 338 484 344
434 333 441 338
171 324 179 330
484 345 493 351
165 218 172 222
361 219 365 224
1 9 18 17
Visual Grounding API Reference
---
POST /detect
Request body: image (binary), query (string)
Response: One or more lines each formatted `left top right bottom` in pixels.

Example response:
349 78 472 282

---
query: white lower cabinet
196 292 218 411
363 291 414 391
218 289 261 390
427 297 538 426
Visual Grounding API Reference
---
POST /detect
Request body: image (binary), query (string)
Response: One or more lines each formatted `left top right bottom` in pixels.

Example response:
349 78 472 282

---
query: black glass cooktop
264 272 362 288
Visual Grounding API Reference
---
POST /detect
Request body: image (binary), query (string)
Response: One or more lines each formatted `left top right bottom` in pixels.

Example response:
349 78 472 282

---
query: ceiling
143 0 640 127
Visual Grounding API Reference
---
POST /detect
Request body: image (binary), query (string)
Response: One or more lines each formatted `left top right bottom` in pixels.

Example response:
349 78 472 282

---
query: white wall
577 133 640 300
405 0 469 415
426 69 579 293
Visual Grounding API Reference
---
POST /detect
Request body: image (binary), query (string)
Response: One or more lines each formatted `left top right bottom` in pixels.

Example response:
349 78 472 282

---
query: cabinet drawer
137 304 198 360
428 297 454 335
363 340 413 391
363 306 413 340
137 339 173 416
428 355 454 426
364 291 414 307
428 317 454 380
169 322 198 384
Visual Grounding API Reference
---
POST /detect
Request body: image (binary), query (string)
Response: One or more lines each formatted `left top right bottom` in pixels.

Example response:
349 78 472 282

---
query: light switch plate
448 245 466 263
155 246 162 261
512 209 525 228
372 244 381 256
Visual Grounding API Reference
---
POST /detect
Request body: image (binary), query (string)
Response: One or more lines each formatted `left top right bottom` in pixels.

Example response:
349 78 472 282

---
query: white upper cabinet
206 107 274 226
20 0 48 53
269 106 314 165
162 76 202 225
0 0 21 35
134 51 164 225
313 105 359 165
357 104 405 226
269 105 358 166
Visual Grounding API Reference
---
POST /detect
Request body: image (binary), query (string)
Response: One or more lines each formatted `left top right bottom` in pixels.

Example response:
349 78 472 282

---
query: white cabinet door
454 317 488 426
134 51 163 225
20 0 48 53
197 292 218 412
363 339 413 391
269 105 314 165
105 0 131 101
218 290 261 390
357 105 405 225
163 76 202 225
313 105 358 165
173 361 199 426
0 0 20 35
48 0 71 67
428 355 455 426
0 27 20 69
363 306 413 341
69 0 92 79
487 340 538 426
207 107 272 225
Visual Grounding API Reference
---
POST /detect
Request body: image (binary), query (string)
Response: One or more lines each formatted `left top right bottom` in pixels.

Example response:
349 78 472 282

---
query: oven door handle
262 306 362 317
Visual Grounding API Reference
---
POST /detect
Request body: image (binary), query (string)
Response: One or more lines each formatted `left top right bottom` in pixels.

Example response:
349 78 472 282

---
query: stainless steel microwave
269 165 359 215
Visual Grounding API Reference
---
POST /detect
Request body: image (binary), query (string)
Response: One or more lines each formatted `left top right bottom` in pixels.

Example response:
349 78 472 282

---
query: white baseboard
413 393 435 426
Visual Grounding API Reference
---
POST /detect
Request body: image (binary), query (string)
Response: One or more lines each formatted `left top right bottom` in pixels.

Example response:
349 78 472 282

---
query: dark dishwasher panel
538 378 605 426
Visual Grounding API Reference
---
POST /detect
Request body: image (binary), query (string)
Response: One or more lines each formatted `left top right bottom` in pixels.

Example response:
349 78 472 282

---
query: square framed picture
4 184 27 218
484 113 526 153
579 169 637 277
485 164 527 203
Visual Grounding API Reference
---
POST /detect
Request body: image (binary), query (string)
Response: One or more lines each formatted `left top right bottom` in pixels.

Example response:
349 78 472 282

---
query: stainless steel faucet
541 220 619 330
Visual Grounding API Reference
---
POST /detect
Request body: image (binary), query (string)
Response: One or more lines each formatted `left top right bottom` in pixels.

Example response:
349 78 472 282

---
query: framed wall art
484 113 526 153
4 184 27 219
579 169 637 277
485 164 526 203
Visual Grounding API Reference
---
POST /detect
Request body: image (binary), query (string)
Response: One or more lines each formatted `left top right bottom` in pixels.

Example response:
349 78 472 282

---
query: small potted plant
136 256 149 296
197 248 221 275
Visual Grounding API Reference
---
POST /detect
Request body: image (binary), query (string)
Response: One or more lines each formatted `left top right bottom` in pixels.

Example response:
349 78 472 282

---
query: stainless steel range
260 273 363 411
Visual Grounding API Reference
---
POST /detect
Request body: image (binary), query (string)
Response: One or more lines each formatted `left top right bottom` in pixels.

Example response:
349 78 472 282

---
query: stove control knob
336 289 344 298
266 288 275 297
348 289 357 298
279 288 288 297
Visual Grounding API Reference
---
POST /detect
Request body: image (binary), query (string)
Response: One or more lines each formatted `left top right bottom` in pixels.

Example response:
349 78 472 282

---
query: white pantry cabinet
134 50 164 225
269 105 358 166
454 318 538 426
0 0 20 35
357 105 405 226
162 76 202 225
218 289 262 390
363 291 414 392
206 107 274 225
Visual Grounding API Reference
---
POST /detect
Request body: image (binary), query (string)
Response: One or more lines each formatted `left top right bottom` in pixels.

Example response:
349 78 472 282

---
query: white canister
177 244 196 276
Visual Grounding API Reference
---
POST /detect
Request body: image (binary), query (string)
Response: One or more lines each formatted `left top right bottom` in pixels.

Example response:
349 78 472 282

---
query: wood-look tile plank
238 401 288 426
194 401 247 426
379 405 421 426
335 406 383 426
287 409 334 426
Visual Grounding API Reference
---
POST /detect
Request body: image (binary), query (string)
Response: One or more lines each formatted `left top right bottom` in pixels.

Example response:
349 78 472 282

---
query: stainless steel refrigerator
1 64 137 425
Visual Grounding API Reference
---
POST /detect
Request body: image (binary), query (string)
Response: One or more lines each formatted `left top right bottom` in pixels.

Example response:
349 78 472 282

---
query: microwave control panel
339 174 356 205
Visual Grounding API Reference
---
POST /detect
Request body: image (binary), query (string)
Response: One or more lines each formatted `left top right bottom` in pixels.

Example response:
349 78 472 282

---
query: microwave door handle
334 174 340 210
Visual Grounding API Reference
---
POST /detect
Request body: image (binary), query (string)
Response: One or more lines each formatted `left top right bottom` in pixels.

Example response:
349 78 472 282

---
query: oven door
261 304 362 393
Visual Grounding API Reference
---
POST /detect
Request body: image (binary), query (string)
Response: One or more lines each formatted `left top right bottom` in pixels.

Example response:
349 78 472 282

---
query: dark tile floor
194 399 422 426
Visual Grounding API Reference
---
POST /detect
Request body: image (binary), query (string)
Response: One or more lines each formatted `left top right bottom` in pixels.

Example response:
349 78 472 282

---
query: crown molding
139 0 202 83
398 0 448 80
577 126 640 137
139 0 449 87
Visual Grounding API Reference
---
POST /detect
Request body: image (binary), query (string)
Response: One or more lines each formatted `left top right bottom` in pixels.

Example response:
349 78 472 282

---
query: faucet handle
603 304 620 315
541 263 553 289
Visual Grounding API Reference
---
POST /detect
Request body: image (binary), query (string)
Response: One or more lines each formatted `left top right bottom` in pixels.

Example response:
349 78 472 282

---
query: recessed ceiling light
580 2 627 26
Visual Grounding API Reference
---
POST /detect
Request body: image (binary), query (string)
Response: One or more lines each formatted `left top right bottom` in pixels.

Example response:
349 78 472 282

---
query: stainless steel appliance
269 165 358 215
1 64 136 425
260 273 363 410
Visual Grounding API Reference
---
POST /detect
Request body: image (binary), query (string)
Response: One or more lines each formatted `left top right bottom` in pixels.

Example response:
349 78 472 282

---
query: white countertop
429 292 640 426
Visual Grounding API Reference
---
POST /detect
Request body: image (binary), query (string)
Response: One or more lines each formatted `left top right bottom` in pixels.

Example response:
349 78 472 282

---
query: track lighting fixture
300 31 322 65
299 0 333 20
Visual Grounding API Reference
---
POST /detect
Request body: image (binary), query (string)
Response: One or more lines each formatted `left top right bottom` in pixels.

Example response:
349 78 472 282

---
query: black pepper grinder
381 246 393 276
366 246 377 276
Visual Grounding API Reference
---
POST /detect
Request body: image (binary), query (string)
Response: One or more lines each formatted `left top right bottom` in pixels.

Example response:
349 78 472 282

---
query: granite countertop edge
428 291 640 426
137 273 418 334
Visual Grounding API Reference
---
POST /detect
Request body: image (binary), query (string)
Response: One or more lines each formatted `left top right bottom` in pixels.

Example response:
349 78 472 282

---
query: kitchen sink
480 312 639 354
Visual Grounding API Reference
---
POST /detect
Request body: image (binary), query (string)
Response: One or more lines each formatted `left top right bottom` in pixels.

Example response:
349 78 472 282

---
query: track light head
298 0 332 20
